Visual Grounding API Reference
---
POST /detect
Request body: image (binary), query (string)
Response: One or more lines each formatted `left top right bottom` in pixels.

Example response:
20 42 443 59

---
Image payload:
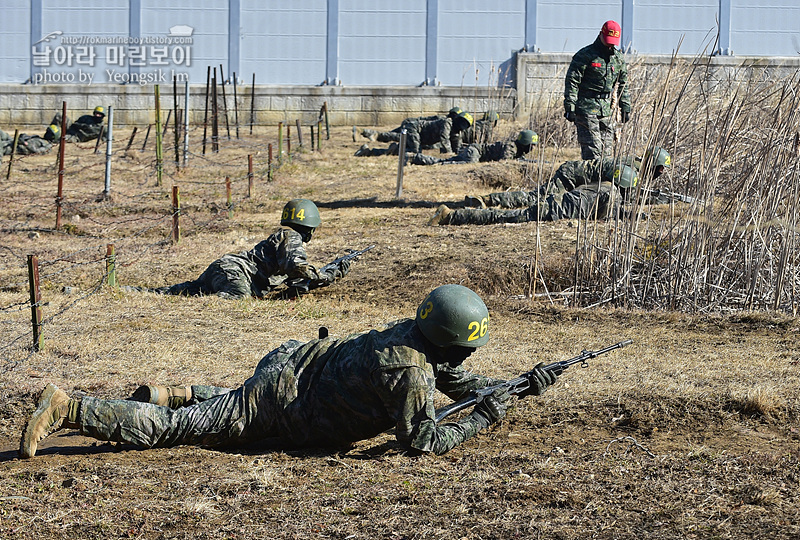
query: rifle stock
434 339 633 423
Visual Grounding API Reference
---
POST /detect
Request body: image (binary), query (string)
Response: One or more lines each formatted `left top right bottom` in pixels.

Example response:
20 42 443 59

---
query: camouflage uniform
484 158 619 208
64 114 105 143
564 37 630 160
445 182 621 225
0 130 53 156
148 228 341 299
77 319 503 455
412 140 519 166
373 116 455 154
451 118 496 152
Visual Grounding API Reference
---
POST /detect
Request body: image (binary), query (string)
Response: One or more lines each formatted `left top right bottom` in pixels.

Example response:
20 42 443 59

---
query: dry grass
0 74 799 538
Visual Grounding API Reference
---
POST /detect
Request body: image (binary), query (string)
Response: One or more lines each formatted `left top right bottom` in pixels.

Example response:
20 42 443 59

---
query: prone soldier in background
410 130 538 166
123 199 352 300
356 110 474 156
63 106 106 143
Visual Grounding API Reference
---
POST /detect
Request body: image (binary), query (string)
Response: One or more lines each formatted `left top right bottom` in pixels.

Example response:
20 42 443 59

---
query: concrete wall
0 84 517 130
516 52 800 115
4 52 800 131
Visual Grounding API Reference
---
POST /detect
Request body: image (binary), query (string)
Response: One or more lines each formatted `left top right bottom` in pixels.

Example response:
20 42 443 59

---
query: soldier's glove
621 110 631 123
564 111 576 123
518 363 558 397
470 387 511 429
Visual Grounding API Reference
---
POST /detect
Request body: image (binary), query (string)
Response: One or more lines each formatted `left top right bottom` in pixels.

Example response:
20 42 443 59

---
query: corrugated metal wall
3 0 800 85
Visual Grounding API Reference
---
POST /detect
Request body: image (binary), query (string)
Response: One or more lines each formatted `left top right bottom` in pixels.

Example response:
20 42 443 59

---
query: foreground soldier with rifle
21 283 632 458
122 199 361 299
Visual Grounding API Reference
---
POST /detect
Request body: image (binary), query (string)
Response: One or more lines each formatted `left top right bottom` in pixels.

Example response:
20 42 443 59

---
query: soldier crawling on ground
19 284 559 458
409 129 538 166
62 106 107 143
122 199 353 300
0 128 54 157
355 108 474 157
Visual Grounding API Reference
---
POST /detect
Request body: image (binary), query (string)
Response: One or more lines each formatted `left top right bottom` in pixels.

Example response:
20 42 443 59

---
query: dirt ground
0 122 798 539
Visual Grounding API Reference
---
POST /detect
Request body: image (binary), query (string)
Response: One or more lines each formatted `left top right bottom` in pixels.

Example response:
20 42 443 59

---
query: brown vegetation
1 62 800 538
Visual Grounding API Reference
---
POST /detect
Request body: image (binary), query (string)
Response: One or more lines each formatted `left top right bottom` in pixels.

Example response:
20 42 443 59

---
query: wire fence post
93 125 105 154
316 120 322 151
247 154 253 197
103 105 113 197
310 125 315 151
125 127 138 151
249 73 255 135
323 101 330 140
395 129 407 199
6 129 19 180
106 244 117 288
173 75 181 172
287 124 291 160
268 143 273 182
296 119 303 148
226 177 233 219
211 68 219 152
55 101 67 230
27 255 43 352
203 65 211 155
141 124 151 151
155 85 163 186
232 71 240 139
183 80 190 167
171 185 181 244
278 122 283 163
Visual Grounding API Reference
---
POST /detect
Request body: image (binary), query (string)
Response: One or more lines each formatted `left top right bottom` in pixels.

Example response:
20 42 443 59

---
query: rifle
639 187 700 205
282 245 376 298
434 339 633 423
319 245 375 274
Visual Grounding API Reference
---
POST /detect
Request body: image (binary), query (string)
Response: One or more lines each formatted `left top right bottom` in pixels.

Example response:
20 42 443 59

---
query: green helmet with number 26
416 284 490 348
281 198 321 228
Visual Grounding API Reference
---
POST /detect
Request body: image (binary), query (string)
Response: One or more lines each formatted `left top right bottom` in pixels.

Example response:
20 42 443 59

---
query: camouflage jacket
476 140 519 162
402 116 454 153
564 36 631 117
452 119 495 152
268 318 502 454
543 158 620 195
219 228 328 297
65 114 104 142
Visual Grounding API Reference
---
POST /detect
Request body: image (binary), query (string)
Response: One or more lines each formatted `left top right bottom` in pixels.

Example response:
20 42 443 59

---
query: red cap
600 20 621 46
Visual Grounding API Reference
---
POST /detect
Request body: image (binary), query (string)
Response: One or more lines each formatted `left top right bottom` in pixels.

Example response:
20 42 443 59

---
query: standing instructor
564 20 631 160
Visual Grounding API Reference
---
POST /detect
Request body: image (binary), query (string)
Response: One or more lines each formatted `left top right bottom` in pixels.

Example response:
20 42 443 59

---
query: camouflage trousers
78 341 303 449
574 113 615 160
152 258 253 299
446 182 618 225
412 145 480 166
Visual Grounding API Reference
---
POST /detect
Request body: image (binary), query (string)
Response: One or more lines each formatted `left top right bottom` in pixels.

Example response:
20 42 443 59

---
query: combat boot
354 144 371 157
19 384 80 459
464 195 487 209
427 204 452 226
361 129 377 141
129 385 192 409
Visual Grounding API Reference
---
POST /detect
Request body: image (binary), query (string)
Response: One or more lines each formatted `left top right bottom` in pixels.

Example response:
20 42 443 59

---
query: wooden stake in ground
161 110 171 136
55 101 67 230
226 177 233 218
278 122 283 163
27 255 43 352
323 101 330 140
171 185 181 244
154 85 163 186
6 129 19 180
268 143 273 181
93 126 105 154
105 244 117 288
183 80 190 167
247 154 253 197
